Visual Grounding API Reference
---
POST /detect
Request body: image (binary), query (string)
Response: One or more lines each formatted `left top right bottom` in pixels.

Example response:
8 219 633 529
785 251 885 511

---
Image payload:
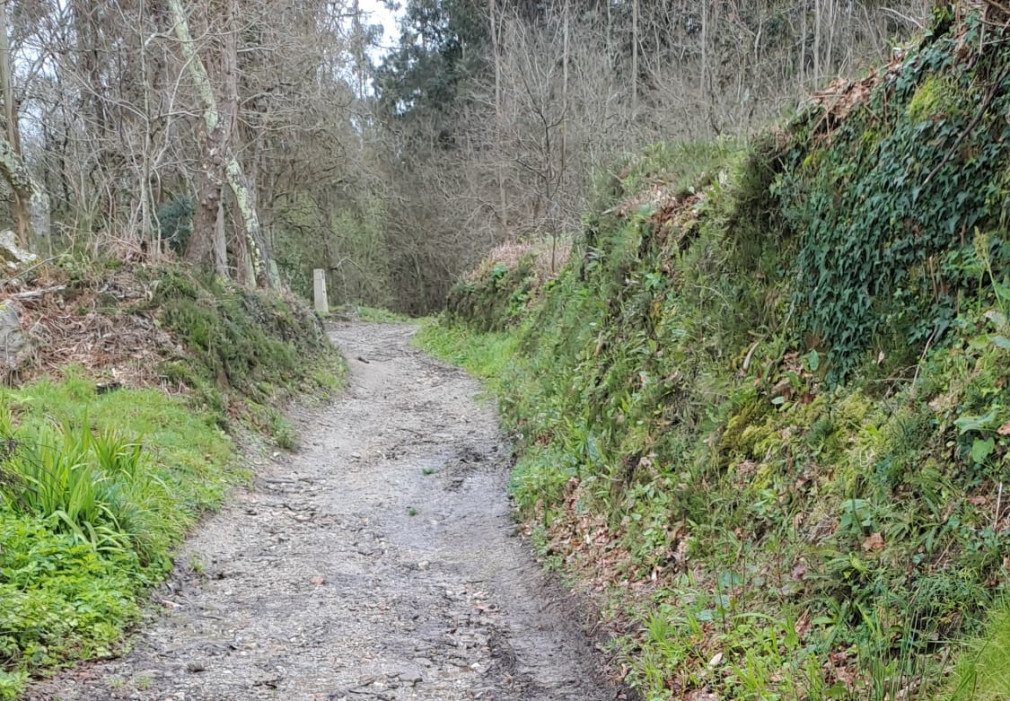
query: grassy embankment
418 11 1010 700
0 259 341 699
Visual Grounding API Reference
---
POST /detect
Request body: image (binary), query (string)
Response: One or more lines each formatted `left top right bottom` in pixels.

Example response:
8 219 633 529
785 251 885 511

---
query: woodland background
0 0 928 313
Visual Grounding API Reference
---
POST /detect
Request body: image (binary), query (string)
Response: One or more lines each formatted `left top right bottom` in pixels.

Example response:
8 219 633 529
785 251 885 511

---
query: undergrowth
151 265 342 433
0 373 232 698
336 304 415 323
418 10 1010 700
0 261 343 697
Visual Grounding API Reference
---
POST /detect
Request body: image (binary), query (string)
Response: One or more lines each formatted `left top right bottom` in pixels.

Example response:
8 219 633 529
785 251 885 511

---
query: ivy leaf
990 335 1010 349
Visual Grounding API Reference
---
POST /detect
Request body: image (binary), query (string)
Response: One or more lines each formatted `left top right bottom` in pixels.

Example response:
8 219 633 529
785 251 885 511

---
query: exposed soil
27 322 625 701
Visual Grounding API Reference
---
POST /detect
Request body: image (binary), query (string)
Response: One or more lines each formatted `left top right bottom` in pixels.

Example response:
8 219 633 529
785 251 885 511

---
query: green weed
0 375 234 695
945 597 1010 700
342 305 414 323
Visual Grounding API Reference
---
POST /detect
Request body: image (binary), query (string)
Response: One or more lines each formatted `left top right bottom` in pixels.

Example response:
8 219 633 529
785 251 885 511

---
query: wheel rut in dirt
28 322 622 701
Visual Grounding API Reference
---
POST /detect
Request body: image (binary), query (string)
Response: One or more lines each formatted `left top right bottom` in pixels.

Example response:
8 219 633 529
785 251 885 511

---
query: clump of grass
0 373 234 696
0 411 162 562
945 599 1010 701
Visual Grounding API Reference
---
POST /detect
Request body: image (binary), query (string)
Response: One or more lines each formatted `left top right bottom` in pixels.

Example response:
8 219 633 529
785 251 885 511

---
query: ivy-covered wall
777 12 1010 380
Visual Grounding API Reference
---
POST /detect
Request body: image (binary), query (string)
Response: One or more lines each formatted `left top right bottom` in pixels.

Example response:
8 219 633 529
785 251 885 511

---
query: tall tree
168 0 278 287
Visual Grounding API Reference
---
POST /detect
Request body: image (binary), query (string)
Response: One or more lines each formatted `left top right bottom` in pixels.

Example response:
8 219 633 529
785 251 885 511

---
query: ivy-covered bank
0 262 341 699
419 12 1010 701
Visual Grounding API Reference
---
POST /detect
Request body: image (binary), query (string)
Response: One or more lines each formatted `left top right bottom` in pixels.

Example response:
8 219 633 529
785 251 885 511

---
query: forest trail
28 322 620 701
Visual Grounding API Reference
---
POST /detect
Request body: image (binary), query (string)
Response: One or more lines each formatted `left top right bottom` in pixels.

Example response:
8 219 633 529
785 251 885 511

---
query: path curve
28 322 622 701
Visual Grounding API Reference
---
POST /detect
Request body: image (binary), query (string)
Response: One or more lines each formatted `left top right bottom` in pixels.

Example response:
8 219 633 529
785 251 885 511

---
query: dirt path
29 322 623 701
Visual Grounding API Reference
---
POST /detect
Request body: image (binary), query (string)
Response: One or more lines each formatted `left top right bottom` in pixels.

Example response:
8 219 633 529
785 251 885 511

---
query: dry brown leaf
862 532 885 553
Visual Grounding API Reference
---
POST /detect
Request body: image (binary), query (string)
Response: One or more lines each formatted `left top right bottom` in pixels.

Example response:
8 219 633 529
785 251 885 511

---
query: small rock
394 667 424 685
310 575 326 585
186 661 206 673
0 300 27 373
0 230 37 264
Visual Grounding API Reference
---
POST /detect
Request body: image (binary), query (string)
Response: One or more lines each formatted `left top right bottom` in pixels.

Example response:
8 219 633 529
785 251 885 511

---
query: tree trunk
631 0 639 119
814 0 821 85
0 141 49 246
700 0 708 111
489 0 507 234
561 0 568 191
168 0 278 288
189 130 225 266
0 1 45 245
213 196 228 277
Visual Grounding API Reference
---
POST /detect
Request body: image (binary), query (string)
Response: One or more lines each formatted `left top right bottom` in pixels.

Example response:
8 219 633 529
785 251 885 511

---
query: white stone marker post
313 268 329 315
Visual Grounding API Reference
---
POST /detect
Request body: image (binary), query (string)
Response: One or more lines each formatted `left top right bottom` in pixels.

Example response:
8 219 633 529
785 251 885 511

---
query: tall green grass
0 372 233 699
0 410 168 563
944 599 1010 701
413 322 519 394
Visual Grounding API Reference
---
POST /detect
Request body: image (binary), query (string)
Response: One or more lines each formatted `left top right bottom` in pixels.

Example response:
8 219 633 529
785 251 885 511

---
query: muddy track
28 322 625 701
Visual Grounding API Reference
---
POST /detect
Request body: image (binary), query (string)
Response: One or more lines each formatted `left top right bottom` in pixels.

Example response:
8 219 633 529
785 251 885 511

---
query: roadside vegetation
0 257 340 699
417 11 1010 700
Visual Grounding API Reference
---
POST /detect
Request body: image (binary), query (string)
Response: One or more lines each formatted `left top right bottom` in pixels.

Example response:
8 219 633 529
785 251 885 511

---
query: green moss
907 74 961 122
720 392 773 460
444 256 538 332
152 265 341 427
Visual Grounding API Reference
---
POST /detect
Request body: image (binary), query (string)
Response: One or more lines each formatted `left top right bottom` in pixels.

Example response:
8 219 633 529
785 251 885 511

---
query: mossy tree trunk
168 0 278 288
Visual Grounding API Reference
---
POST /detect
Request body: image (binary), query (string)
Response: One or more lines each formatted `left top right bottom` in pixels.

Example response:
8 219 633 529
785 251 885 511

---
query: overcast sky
359 0 402 56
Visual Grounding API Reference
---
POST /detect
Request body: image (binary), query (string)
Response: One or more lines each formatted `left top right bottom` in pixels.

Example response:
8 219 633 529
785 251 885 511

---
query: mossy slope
420 11 1010 701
